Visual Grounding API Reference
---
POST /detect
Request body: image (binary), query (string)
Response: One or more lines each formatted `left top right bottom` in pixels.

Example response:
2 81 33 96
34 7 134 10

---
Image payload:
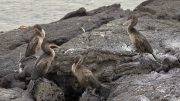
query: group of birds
20 15 159 99
20 24 59 81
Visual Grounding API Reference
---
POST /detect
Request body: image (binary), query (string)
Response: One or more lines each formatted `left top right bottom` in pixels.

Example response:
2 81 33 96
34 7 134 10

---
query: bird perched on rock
123 15 159 61
30 40 60 80
19 24 45 74
25 24 45 58
71 55 110 99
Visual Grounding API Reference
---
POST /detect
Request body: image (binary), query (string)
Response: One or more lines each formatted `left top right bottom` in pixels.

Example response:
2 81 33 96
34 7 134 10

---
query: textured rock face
108 68 180 101
134 0 180 21
0 0 180 101
33 79 65 101
79 91 103 101
0 88 23 100
0 87 34 101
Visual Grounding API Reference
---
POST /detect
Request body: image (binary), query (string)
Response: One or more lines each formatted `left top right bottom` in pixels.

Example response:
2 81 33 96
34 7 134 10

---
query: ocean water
0 0 146 31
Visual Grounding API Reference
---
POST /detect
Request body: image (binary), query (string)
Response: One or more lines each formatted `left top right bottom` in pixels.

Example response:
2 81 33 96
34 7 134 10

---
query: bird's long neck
43 45 55 57
41 29 45 38
72 56 84 74
127 19 138 35
72 62 82 71
36 29 45 38
72 63 77 74
72 61 83 75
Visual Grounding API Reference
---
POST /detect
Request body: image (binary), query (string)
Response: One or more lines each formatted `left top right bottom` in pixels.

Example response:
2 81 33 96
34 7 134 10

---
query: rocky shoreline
0 0 180 101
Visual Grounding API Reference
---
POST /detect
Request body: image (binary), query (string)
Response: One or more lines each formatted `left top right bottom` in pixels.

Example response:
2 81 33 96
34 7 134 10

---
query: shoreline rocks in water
0 0 180 101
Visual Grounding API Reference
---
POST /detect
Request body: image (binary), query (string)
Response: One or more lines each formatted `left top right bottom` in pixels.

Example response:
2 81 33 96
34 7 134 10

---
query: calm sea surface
0 0 146 31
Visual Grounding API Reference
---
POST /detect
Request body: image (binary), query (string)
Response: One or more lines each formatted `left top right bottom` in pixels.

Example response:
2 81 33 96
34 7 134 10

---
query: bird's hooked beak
123 19 131 26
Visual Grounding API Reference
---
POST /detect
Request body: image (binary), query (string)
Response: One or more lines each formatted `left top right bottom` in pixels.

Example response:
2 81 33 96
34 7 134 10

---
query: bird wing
82 69 101 88
25 36 39 57
34 55 49 76
134 34 153 54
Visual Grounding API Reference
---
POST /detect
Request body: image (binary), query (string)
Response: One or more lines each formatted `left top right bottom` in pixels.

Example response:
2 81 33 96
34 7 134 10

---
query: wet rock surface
0 0 180 101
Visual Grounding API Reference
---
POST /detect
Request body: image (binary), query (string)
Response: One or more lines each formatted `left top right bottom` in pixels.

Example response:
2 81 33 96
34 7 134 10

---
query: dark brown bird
30 40 59 80
19 24 45 74
71 55 110 98
123 15 158 61
25 24 45 57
